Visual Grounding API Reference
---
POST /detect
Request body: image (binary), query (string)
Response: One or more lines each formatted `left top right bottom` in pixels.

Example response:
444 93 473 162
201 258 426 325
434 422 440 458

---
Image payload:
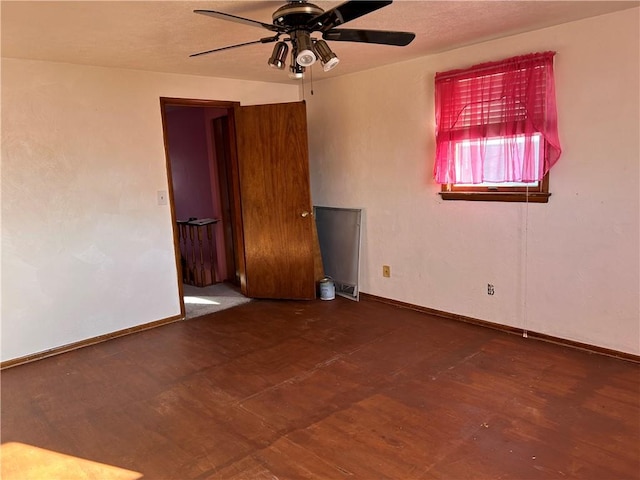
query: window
434 52 561 203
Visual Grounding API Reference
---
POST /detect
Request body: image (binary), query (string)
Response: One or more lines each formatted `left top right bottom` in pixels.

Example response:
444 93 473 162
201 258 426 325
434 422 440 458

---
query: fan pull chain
301 73 305 101
310 65 314 95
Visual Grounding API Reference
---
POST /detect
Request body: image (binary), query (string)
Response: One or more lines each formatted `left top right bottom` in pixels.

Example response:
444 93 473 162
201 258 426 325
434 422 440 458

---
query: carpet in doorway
183 283 251 319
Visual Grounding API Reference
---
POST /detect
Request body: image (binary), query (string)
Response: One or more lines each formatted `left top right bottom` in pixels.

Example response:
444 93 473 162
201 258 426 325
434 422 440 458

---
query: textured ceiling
2 1 638 84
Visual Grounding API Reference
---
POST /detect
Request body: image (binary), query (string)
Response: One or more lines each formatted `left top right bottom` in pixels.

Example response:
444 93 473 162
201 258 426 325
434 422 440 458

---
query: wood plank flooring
2 297 639 479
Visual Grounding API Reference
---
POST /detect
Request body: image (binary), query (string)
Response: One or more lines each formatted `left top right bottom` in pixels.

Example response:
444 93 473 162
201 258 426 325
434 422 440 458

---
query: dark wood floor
2 296 639 479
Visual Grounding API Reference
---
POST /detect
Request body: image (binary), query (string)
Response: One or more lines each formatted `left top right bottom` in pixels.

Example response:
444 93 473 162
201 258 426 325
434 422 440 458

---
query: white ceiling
2 1 637 84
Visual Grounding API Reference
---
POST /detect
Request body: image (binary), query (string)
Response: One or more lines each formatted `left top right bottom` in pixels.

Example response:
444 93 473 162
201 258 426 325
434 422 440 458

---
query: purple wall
166 108 216 221
166 106 227 281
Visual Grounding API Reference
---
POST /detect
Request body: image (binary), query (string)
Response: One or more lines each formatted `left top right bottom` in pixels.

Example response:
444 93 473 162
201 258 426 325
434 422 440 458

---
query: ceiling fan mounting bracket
272 1 324 30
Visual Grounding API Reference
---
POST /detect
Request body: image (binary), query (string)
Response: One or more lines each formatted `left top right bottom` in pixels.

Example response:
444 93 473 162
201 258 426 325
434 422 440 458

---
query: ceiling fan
190 0 415 79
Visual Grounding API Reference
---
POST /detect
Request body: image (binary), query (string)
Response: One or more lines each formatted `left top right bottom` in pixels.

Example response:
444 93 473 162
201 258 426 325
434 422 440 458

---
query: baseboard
360 292 640 363
0 314 184 370
4 297 637 368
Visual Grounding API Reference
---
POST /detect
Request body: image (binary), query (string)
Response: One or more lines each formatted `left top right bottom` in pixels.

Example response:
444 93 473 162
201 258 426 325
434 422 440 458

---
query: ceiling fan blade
190 36 280 58
323 28 415 46
307 0 393 32
194 9 283 33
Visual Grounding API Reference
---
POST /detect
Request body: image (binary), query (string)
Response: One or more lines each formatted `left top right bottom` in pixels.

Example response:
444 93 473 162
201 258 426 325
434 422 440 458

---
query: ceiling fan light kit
289 64 306 79
191 0 415 80
288 50 306 79
268 41 289 69
314 39 340 71
293 30 317 67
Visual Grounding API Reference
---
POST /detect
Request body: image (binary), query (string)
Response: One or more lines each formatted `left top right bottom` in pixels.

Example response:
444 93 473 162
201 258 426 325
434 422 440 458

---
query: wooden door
233 101 316 299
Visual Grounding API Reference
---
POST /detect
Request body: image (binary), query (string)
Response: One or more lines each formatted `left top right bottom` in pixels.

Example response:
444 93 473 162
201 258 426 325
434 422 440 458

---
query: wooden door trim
160 98 240 109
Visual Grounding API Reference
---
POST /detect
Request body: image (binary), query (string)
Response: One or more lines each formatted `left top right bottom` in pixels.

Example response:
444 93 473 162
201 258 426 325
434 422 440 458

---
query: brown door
233 101 316 299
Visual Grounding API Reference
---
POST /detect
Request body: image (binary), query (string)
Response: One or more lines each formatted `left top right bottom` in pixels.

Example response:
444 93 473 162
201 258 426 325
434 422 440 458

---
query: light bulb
297 49 316 67
293 30 316 67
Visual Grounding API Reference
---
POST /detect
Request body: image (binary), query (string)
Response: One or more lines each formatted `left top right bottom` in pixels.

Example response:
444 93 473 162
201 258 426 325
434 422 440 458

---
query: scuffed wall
306 9 640 354
1 59 299 361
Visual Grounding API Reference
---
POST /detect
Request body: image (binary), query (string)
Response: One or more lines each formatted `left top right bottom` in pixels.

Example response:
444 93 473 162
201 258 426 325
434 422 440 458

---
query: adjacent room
2 1 639 478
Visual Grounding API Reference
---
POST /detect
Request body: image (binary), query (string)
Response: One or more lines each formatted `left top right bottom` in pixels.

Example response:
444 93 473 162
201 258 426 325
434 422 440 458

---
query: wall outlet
383 265 391 278
487 283 495 295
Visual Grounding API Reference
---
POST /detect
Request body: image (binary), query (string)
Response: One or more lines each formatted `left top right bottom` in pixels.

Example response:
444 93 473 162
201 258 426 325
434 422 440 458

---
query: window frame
439 172 550 203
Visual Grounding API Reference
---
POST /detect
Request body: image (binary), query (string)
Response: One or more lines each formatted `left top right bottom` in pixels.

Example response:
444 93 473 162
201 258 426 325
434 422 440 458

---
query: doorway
161 98 318 313
160 98 244 318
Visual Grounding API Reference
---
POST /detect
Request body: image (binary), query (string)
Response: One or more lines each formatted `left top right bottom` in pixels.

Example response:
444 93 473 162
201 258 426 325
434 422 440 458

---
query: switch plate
383 265 391 278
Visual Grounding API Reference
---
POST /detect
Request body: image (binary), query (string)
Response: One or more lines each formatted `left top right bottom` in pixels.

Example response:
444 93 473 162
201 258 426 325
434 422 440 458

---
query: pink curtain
433 52 562 184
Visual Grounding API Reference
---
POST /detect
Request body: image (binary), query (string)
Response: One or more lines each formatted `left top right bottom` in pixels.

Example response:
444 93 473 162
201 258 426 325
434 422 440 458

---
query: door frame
159 97 246 318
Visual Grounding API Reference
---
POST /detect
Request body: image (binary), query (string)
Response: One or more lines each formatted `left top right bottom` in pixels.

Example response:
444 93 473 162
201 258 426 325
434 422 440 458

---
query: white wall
0 58 300 362
306 9 640 354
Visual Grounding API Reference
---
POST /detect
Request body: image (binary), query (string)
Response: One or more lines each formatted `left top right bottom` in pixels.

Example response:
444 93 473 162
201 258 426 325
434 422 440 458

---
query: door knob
301 211 310 217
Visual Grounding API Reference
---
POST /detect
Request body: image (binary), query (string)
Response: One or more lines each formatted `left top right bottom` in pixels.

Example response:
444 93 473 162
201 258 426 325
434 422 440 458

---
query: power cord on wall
523 185 530 338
